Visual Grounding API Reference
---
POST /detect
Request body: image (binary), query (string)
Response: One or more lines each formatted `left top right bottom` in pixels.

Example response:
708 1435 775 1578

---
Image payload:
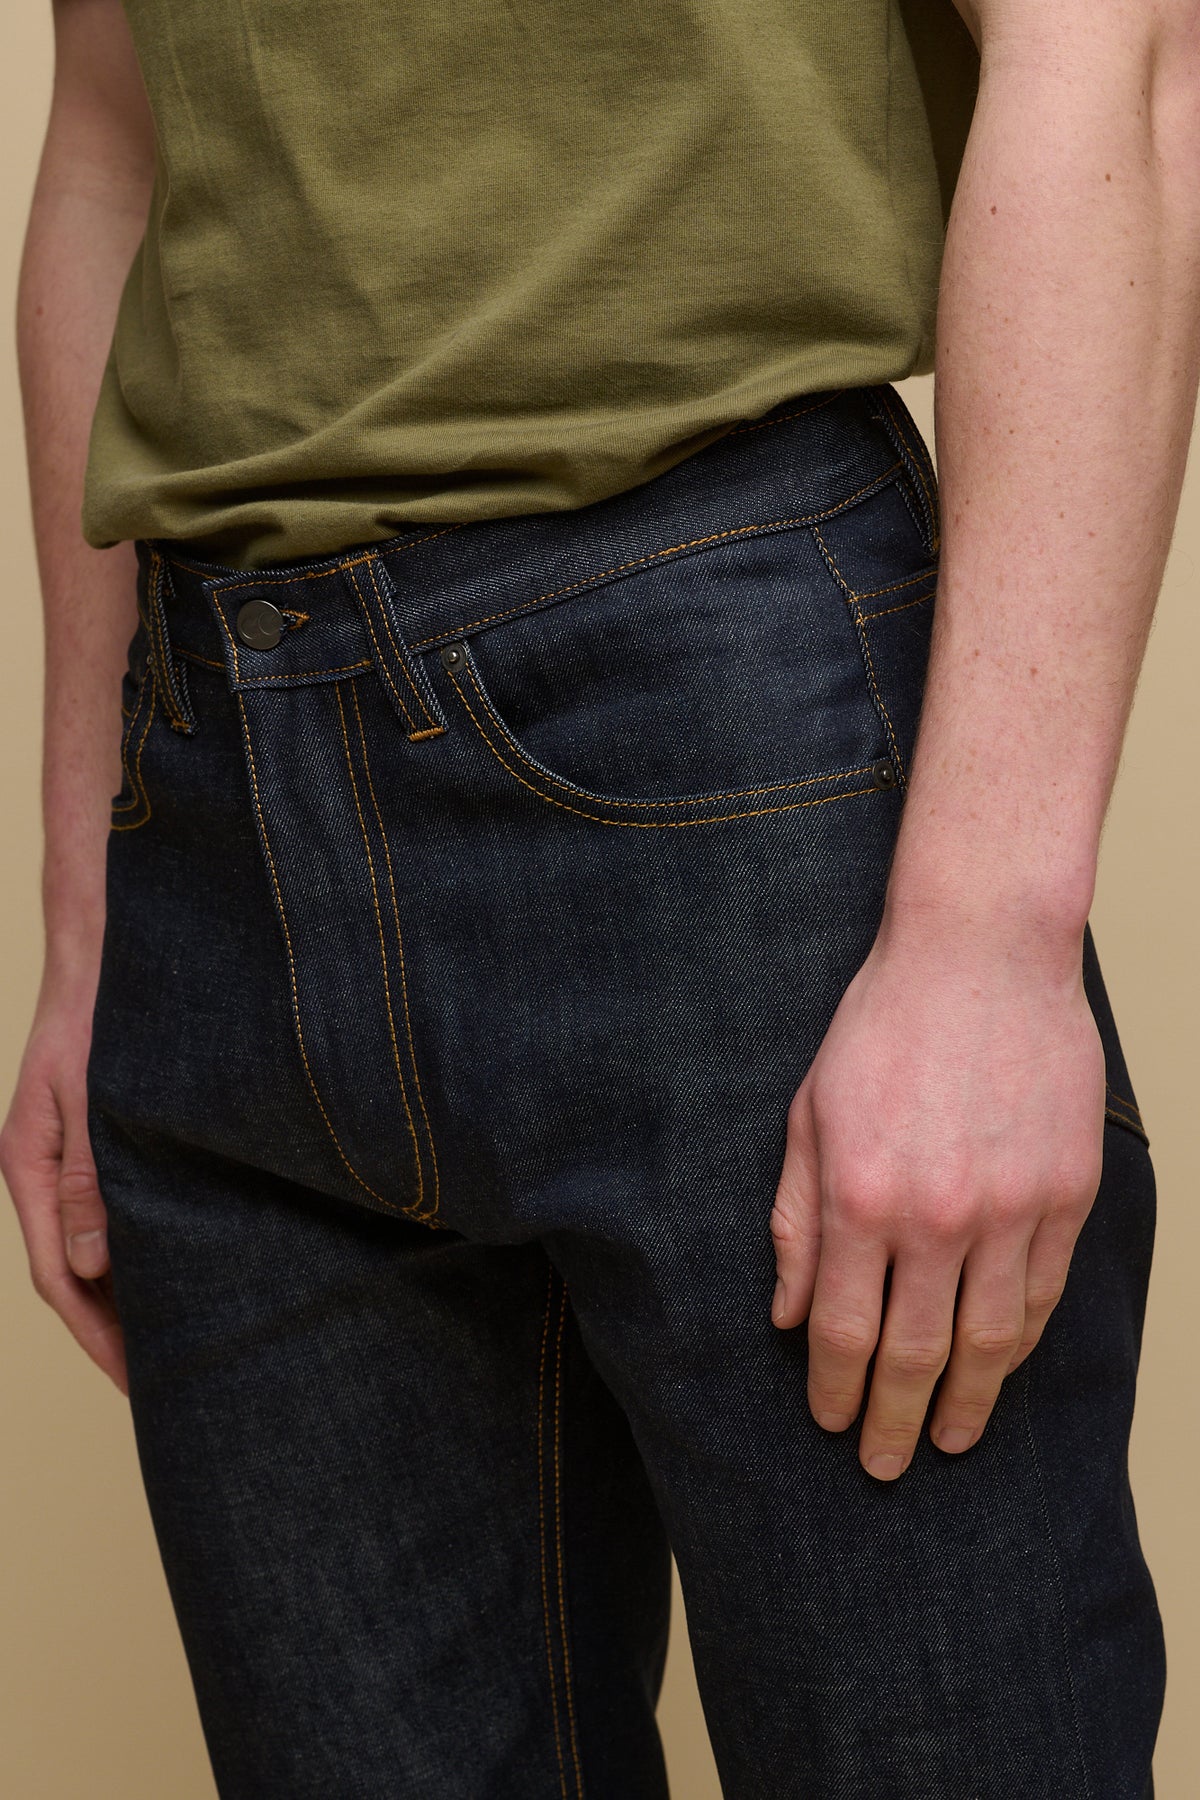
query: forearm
19 1 154 983
886 8 1200 957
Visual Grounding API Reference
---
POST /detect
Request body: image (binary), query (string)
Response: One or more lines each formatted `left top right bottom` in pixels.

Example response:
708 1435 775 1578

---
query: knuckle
769 1198 805 1249
57 1164 100 1210
1024 1277 1067 1316
1048 1147 1103 1211
960 1319 1023 1359
866 1418 920 1453
938 1389 995 1423
919 1208 971 1250
880 1339 950 1382
809 1314 877 1363
809 1381 861 1416
829 1169 893 1230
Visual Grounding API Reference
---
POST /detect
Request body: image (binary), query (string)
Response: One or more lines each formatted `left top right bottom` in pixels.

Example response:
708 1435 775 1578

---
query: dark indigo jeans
88 385 1164 1799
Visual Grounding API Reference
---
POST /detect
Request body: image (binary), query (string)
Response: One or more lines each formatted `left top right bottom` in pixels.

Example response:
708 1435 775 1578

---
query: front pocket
441 638 897 827
433 513 931 828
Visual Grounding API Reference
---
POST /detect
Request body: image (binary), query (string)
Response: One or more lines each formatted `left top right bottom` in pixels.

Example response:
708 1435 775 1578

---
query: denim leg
91 385 1163 1795
92 1115 671 1800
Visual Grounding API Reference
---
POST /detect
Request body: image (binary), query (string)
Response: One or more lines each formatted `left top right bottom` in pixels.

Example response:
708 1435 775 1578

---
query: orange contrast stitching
1104 1085 1145 1130
211 591 244 684
551 1278 585 1798
407 467 903 649
365 554 442 730
348 679 442 1224
878 389 940 554
460 658 879 810
235 691 399 1215
177 647 227 672
1104 1104 1146 1136
333 682 429 1221
854 567 939 604
451 671 882 828
165 524 468 589
858 588 937 624
345 564 420 733
810 522 906 783
239 659 374 684
726 391 843 435
538 1272 570 1799
147 551 187 732
111 669 157 830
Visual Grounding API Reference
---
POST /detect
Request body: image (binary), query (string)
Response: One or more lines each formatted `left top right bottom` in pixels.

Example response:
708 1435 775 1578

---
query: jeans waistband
137 383 937 741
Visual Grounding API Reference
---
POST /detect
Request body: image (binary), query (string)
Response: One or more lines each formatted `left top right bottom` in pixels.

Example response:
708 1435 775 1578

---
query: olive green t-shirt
83 0 978 566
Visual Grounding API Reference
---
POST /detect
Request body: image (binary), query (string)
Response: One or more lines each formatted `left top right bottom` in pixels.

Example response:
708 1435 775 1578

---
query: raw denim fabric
88 383 1164 1799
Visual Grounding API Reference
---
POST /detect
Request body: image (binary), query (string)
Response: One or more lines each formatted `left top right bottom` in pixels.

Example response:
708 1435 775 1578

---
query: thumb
57 1104 109 1281
770 1087 822 1330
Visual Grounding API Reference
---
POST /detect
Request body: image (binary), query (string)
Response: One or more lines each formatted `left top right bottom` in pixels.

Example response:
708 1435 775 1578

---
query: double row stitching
538 1270 585 1799
859 588 937 624
345 563 421 733
451 667 882 828
235 693 400 1216
1104 1085 1143 1125
407 465 903 649
1104 1104 1148 1141
168 523 468 589
145 551 197 735
462 658 880 811
146 552 178 729
239 658 374 685
111 669 157 831
333 682 432 1222
1104 1084 1147 1140
178 647 227 673
877 388 940 555
854 567 939 604
348 679 442 1223
810 522 907 784
365 556 444 734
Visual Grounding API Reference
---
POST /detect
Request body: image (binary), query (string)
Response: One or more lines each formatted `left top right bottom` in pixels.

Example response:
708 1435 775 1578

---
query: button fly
236 598 284 650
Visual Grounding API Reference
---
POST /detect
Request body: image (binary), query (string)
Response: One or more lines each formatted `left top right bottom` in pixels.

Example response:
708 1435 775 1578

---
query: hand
770 911 1105 1480
1 961 128 1395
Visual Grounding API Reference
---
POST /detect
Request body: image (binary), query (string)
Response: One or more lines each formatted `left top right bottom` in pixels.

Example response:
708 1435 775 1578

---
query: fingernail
866 1452 907 1481
771 1277 788 1324
816 1412 852 1432
67 1229 107 1277
935 1426 974 1455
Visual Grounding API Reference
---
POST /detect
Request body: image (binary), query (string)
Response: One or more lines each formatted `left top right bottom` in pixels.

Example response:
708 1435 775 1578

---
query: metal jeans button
236 598 285 650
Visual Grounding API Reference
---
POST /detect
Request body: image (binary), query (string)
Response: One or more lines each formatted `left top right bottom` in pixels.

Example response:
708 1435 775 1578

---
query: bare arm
772 0 1200 1476
0 0 154 1389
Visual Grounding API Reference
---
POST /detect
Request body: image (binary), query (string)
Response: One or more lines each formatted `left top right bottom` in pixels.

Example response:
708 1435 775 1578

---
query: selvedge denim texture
88 384 1164 1800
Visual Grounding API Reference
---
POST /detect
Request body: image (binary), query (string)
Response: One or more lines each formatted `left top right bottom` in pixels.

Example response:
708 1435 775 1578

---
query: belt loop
344 553 447 741
143 548 198 736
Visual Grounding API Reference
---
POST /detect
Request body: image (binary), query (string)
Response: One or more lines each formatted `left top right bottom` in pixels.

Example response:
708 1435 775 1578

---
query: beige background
1 9 1196 1797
